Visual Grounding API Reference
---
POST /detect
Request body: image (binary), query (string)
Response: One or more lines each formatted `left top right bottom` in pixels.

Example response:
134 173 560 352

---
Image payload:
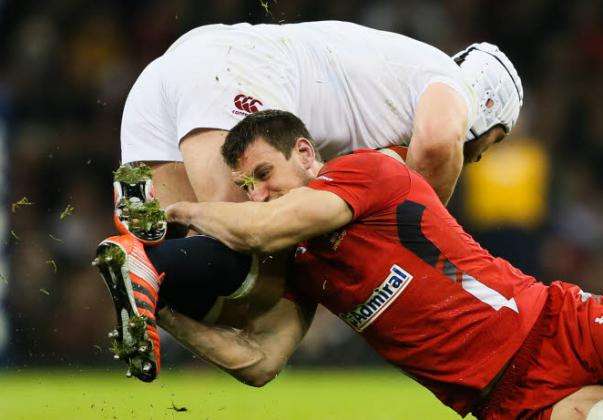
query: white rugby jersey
121 21 477 163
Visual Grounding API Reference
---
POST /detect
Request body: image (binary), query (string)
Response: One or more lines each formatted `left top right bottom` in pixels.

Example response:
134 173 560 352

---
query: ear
294 137 316 170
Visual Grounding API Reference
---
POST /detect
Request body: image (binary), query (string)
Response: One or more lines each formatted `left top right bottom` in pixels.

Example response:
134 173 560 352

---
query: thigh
147 161 197 207
180 129 246 202
144 131 245 206
551 386 603 420
151 131 287 325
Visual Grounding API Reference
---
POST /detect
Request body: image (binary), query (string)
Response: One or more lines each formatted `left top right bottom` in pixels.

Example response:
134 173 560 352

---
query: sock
146 235 252 321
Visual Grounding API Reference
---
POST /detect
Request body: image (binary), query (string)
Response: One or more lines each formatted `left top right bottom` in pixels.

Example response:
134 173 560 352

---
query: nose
249 185 270 202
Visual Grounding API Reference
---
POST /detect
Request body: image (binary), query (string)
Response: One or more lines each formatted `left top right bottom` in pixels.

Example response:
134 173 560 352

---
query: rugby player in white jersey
95 21 523 381
121 21 522 207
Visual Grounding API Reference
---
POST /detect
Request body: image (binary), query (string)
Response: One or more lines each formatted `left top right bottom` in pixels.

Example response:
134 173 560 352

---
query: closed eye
253 164 273 181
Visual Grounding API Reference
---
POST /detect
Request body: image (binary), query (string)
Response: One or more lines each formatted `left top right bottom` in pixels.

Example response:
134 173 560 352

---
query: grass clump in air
11 197 34 213
59 204 74 220
119 199 166 236
114 164 152 184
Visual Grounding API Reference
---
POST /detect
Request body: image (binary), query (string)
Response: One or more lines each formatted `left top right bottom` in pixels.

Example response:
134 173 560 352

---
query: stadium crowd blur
1 0 602 369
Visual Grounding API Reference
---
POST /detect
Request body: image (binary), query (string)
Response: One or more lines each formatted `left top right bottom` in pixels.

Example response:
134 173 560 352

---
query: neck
309 160 324 178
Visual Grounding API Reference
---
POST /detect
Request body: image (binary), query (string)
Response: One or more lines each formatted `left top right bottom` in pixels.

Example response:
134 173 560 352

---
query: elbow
236 366 280 388
411 119 465 165
419 140 457 162
243 370 278 388
410 139 462 172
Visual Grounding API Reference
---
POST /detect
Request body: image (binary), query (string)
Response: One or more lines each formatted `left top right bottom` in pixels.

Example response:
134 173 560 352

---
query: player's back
292 150 548 415
279 21 475 157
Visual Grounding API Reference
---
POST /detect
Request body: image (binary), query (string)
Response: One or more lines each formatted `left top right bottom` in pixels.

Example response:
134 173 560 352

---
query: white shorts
120 24 298 164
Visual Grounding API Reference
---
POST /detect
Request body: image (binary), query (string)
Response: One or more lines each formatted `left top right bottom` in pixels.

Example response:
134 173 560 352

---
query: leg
99 138 283 380
112 161 195 243
93 232 264 381
157 130 285 320
180 129 246 202
98 158 245 380
116 151 283 317
146 146 284 320
148 235 253 321
147 161 197 207
551 386 603 419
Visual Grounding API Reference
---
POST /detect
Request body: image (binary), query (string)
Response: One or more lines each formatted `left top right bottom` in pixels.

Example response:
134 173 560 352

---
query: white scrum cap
453 42 524 142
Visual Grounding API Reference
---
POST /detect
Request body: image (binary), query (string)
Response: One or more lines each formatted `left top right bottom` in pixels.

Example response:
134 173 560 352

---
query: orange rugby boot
92 234 164 382
113 163 167 246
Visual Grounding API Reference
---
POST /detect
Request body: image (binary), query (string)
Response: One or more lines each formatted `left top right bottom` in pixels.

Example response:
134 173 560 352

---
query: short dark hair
222 109 315 168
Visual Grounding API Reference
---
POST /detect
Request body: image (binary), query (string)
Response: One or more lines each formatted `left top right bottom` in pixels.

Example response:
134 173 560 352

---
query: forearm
168 201 274 253
406 139 463 205
158 309 275 387
166 188 353 254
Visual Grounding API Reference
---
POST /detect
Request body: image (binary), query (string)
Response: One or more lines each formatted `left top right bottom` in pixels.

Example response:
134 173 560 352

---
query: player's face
232 137 313 202
464 126 507 164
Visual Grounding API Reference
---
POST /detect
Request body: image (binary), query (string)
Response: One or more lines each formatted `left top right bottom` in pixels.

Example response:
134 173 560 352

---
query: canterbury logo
233 94 263 114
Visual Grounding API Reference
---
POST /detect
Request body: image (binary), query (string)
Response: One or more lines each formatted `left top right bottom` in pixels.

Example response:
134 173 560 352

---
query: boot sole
93 242 158 382
113 163 167 245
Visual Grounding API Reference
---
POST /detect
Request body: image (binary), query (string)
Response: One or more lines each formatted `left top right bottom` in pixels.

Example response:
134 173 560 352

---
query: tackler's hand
165 202 201 234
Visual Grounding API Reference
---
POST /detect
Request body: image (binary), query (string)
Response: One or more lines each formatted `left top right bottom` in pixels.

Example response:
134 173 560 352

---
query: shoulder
320 149 407 177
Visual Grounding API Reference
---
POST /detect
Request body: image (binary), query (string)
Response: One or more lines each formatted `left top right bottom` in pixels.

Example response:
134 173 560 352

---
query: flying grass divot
113 163 153 185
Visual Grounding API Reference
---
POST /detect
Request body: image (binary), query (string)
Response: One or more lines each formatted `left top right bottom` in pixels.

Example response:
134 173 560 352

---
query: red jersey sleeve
307 150 411 220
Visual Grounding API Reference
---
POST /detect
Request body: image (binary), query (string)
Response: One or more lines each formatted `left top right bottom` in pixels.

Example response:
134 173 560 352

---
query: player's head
222 110 322 202
453 42 524 163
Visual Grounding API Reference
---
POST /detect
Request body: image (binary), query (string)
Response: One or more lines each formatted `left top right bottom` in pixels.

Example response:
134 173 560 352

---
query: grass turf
0 369 472 419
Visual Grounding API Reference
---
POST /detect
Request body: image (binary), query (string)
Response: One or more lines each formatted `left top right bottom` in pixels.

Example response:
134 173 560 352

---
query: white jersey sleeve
283 21 478 156
376 30 478 142
412 70 477 137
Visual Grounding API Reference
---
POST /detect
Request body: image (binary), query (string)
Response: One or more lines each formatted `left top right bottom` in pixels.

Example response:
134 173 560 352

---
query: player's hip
474 281 603 419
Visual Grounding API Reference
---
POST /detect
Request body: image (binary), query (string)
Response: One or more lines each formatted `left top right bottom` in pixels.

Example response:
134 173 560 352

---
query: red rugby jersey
290 150 548 415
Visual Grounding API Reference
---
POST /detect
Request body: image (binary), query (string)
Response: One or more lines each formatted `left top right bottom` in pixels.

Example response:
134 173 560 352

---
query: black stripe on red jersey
396 201 441 267
397 201 520 313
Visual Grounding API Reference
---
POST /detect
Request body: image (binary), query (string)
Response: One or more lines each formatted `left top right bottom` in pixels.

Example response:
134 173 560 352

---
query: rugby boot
92 234 164 382
113 163 167 245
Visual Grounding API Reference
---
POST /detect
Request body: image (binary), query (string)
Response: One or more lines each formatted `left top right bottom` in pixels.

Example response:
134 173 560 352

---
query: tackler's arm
158 298 316 387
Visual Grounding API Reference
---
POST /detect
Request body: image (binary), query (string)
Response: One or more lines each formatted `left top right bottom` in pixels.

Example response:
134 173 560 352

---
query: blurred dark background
1 0 602 369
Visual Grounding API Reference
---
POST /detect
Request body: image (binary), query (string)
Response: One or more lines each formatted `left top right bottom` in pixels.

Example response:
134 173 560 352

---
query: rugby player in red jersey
157 110 603 419
95 24 523 382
